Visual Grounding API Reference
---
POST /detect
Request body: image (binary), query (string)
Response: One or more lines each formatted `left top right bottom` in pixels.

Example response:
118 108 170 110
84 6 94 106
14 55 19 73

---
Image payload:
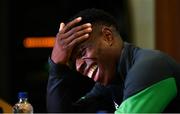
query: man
47 8 180 113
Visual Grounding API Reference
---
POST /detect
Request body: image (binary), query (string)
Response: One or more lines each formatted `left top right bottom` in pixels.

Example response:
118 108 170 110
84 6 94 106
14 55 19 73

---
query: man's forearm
47 58 95 112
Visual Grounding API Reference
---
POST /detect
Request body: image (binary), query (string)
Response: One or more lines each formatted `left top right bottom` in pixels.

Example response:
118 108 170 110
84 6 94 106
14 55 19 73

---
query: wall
128 0 155 49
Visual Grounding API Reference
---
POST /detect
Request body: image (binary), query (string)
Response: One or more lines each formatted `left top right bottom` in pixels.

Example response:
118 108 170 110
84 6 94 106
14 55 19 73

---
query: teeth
87 65 97 78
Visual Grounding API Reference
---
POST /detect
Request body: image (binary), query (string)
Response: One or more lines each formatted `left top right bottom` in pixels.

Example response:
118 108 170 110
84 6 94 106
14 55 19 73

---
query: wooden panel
0 99 12 113
155 0 180 63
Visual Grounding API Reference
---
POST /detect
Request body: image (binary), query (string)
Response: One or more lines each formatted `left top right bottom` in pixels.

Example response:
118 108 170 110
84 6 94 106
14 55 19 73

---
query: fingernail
86 23 91 26
84 34 89 37
87 27 92 31
59 23 64 31
77 17 82 21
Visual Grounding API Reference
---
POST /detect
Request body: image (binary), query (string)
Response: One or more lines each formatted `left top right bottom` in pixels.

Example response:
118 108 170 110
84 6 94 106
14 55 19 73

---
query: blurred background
0 0 179 112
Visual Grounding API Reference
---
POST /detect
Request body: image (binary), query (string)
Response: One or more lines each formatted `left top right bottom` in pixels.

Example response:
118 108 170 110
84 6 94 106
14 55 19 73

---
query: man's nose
76 58 87 72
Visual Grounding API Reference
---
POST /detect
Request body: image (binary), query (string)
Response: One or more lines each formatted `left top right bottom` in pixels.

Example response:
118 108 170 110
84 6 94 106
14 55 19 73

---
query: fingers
57 21 92 44
59 22 65 32
66 34 90 49
63 23 92 39
56 17 92 50
61 17 82 33
65 26 92 44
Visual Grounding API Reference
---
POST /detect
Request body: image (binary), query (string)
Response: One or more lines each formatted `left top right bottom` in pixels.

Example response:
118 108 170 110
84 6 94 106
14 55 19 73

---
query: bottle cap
18 92 28 99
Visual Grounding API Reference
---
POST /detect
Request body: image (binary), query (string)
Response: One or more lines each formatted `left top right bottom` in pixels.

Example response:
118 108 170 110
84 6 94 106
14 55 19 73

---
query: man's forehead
76 40 91 51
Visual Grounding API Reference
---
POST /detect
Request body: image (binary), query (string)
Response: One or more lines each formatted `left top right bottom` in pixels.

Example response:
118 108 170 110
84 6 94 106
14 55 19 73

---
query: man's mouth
87 65 98 79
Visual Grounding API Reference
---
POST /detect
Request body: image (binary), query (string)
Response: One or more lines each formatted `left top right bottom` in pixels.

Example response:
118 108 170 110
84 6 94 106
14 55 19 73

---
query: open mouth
87 65 98 80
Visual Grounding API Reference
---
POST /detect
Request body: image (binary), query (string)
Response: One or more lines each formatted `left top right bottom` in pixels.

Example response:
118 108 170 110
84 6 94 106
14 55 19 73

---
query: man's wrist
48 57 70 78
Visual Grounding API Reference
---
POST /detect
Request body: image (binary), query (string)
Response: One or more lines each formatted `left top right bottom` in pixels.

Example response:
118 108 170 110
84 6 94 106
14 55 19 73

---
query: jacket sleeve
115 77 177 113
47 58 95 112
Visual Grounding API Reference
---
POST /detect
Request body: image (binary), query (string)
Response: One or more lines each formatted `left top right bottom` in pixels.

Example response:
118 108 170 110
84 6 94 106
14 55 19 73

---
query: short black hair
69 8 120 34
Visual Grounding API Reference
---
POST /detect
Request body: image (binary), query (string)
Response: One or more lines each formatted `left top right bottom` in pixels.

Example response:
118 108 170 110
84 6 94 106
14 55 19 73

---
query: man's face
71 27 116 85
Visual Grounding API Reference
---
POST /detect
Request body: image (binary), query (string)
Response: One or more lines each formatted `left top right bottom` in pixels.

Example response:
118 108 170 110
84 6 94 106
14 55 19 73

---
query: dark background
0 0 131 112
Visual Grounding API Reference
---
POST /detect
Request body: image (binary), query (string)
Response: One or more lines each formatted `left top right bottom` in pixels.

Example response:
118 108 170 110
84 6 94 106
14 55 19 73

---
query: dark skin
51 17 124 85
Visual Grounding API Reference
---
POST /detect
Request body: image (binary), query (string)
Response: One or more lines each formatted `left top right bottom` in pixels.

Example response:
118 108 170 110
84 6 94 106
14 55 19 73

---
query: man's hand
51 17 92 65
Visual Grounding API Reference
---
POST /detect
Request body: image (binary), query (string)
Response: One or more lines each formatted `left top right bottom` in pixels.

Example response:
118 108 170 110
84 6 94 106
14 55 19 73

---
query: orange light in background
23 37 55 48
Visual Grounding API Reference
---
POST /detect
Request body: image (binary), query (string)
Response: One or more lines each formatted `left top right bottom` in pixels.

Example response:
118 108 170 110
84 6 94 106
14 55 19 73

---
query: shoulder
123 49 179 99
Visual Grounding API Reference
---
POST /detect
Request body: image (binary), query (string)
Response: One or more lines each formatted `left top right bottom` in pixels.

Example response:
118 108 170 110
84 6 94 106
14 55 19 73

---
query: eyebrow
70 43 86 63
76 44 87 59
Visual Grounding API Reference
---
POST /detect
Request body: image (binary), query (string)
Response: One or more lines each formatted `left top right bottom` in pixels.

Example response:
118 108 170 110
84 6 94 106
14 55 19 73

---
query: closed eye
69 44 87 67
78 48 86 58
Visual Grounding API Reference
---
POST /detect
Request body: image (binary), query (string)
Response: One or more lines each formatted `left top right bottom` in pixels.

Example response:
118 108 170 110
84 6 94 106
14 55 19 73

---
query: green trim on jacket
115 77 177 113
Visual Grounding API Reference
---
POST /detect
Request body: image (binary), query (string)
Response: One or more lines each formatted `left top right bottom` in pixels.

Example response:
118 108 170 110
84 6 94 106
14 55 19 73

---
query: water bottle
12 92 33 113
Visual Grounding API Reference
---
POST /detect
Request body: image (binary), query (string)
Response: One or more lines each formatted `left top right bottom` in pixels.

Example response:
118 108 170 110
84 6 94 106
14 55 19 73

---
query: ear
101 26 113 46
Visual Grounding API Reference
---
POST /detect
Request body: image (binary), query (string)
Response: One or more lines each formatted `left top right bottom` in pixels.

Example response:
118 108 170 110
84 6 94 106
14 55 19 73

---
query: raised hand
51 17 92 65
